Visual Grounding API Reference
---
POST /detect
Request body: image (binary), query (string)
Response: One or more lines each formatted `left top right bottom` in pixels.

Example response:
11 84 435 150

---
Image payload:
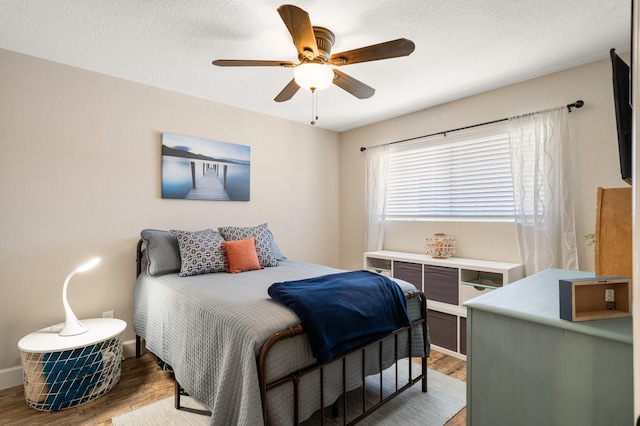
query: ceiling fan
212 4 416 104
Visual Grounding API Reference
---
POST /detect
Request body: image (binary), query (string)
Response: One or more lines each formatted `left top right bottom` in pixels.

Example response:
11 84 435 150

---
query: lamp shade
294 63 334 91
59 257 101 336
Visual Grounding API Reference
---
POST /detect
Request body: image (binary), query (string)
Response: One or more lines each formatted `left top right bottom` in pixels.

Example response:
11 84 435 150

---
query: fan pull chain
310 89 319 126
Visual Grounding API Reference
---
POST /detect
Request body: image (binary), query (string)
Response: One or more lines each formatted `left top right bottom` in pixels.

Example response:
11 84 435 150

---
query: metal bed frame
134 239 428 425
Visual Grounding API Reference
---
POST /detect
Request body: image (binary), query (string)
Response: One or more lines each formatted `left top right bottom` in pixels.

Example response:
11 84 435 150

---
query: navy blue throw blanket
268 270 410 363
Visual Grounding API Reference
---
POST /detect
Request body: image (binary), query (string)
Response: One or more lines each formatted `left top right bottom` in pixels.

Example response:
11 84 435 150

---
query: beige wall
338 57 628 272
0 48 340 372
0 48 630 384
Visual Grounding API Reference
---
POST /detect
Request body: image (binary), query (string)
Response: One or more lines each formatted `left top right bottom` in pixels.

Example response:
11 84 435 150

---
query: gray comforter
133 260 426 425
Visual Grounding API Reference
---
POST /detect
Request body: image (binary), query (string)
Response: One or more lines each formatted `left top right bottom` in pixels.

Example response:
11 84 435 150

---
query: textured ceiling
0 0 631 132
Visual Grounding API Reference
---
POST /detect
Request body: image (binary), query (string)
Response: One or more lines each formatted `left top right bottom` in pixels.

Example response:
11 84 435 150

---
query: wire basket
20 333 123 411
424 233 457 259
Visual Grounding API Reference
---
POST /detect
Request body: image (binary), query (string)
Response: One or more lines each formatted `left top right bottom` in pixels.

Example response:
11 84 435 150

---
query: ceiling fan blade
277 4 318 59
274 78 300 102
330 38 415 66
332 69 375 99
212 59 295 67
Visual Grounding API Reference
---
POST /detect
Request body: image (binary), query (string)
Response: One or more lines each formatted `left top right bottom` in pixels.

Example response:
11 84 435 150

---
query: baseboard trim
0 339 139 391
122 338 138 359
0 365 23 391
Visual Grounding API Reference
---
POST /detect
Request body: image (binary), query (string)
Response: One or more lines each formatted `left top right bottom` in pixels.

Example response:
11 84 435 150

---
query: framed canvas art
161 133 250 201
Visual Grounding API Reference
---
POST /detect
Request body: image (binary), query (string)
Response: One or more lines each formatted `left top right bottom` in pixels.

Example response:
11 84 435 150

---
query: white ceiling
0 1 631 132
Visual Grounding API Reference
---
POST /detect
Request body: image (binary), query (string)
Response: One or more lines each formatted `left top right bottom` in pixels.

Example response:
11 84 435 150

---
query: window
386 127 515 221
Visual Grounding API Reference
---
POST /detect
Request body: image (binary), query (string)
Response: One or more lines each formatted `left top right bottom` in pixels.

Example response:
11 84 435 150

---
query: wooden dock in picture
186 166 230 200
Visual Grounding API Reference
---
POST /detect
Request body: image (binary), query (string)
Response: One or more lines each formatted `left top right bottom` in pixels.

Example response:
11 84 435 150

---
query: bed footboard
258 291 428 425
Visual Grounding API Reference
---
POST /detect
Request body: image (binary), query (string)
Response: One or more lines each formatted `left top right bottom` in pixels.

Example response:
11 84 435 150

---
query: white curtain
364 144 389 252
508 107 579 276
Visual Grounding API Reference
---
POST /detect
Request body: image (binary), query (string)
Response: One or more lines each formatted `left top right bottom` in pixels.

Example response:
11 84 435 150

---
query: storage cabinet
364 250 523 359
465 269 632 425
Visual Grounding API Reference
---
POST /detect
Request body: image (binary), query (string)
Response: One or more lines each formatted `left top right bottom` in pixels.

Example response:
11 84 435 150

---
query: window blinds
386 129 515 220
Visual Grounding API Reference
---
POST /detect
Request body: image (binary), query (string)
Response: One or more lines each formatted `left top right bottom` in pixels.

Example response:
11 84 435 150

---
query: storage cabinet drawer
424 265 458 305
428 309 457 352
459 317 467 355
366 257 392 276
369 269 391 277
393 261 422 291
460 282 493 305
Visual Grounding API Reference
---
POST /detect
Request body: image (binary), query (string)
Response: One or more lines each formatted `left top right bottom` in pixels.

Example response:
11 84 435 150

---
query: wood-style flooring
0 350 466 425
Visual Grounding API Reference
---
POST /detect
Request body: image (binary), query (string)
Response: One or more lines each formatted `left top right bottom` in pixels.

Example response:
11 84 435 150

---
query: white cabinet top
18 318 126 353
365 250 522 272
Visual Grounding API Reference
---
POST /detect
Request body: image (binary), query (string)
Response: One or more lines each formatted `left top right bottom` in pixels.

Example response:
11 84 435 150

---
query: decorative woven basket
425 233 457 259
20 334 123 411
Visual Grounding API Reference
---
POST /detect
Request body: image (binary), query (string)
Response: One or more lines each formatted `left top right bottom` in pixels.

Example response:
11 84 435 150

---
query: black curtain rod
359 99 584 152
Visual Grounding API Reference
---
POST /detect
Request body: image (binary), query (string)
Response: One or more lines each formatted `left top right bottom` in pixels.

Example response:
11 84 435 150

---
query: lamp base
59 318 89 336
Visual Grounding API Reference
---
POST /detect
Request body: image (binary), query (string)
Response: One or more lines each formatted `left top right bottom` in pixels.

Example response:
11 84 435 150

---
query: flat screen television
610 48 632 185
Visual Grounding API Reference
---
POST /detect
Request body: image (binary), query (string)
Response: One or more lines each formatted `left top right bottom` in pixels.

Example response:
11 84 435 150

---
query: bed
133 225 429 425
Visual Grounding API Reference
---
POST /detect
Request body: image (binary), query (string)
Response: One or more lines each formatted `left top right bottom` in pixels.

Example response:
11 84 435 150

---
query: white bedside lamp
59 257 100 336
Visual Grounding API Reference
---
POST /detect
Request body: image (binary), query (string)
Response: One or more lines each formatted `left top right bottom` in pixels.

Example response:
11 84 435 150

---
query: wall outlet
103 310 114 318
605 289 615 302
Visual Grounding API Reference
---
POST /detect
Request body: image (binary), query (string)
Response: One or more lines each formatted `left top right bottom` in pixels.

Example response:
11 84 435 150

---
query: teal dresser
465 269 633 426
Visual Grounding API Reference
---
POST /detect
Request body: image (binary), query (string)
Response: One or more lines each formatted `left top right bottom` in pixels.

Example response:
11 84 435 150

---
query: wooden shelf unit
364 250 523 359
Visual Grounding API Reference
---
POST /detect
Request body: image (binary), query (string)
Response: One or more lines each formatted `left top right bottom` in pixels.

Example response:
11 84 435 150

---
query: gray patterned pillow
218 223 279 267
140 229 181 276
170 229 226 276
266 228 285 261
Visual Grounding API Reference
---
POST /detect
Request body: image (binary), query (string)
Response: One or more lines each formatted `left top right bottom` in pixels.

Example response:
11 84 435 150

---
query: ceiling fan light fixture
213 5 415 105
294 63 334 92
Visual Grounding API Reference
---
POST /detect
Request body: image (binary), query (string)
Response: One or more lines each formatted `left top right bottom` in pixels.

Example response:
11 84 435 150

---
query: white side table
18 318 126 411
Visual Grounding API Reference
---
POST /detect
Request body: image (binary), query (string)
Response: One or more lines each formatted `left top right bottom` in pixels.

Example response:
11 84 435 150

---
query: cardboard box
559 277 631 322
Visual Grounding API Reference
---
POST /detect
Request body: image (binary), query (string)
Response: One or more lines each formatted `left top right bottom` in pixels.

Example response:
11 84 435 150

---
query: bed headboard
136 239 145 277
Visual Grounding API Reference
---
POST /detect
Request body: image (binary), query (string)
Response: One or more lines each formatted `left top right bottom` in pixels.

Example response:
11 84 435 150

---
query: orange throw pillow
221 237 264 273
